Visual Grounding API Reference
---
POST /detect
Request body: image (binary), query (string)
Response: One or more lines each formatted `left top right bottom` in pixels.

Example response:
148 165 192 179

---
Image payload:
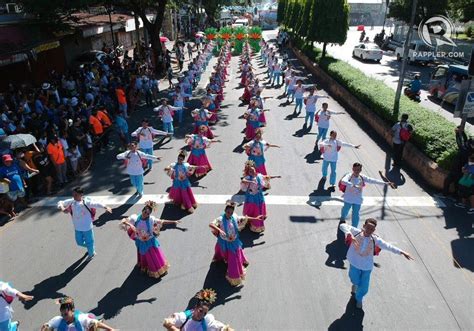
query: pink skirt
137 246 169 278
255 164 267 175
243 202 267 232
192 126 214 139
187 153 211 176
169 186 197 210
245 124 257 140
213 243 248 286
259 112 266 125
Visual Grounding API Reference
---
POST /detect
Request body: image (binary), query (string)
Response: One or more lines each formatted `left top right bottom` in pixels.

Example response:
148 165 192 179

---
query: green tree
297 0 313 38
288 0 301 31
388 0 449 25
283 0 294 27
277 0 287 24
449 0 474 22
307 0 349 57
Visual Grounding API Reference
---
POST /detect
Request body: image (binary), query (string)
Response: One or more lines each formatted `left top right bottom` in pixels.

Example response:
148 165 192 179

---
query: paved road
0 40 473 330
265 28 473 131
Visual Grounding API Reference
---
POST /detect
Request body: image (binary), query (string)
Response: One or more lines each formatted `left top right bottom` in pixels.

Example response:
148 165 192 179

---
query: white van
395 40 436 65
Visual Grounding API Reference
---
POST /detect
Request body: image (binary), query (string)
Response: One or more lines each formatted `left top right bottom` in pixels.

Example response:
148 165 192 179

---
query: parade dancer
243 105 264 141
57 187 112 260
163 289 234 331
209 201 264 286
293 80 306 114
40 297 116 331
303 87 329 129
241 161 280 233
340 218 413 309
0 281 33 331
116 142 161 196
131 118 169 170
243 128 280 175
318 130 360 189
164 150 199 213
339 163 395 228
314 103 345 147
170 86 192 125
120 201 180 278
186 126 221 178
154 99 180 135
286 72 305 103
191 98 214 139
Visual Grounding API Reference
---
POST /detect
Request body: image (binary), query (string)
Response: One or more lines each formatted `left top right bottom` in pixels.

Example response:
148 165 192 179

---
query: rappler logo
418 15 456 47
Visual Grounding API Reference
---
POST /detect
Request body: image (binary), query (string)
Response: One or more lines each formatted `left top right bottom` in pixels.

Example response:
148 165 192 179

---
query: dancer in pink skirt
120 201 180 278
164 150 199 213
243 128 280 175
209 201 263 286
186 125 221 178
240 161 280 233
191 98 214 139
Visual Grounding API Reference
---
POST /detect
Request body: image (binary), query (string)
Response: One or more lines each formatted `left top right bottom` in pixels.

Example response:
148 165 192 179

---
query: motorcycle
404 85 421 102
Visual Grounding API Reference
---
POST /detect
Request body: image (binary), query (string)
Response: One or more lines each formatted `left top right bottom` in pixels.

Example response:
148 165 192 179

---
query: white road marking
32 194 445 208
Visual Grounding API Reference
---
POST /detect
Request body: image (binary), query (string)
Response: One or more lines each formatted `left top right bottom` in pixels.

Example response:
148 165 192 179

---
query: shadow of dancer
328 295 365 331
185 262 242 310
325 239 348 269
89 268 159 319
24 254 90 309
94 195 139 227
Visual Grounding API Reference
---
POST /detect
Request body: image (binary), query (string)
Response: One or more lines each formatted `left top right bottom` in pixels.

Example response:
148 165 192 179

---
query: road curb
291 45 449 190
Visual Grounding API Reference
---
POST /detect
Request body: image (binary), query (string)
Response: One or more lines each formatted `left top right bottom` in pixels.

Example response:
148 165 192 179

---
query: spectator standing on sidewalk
187 43 193 60
115 85 128 118
454 154 474 214
131 118 169 170
57 186 112 260
339 218 413 309
115 112 129 151
46 136 67 187
391 114 413 168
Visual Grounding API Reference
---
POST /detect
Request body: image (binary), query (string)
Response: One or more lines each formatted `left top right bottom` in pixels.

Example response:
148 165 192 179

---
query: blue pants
119 103 128 118
322 160 337 185
0 319 17 331
130 174 144 195
287 88 295 102
316 127 328 143
305 112 315 127
341 202 362 228
162 121 174 134
75 229 95 257
272 72 281 85
349 264 372 303
140 148 153 169
176 107 184 123
295 98 303 113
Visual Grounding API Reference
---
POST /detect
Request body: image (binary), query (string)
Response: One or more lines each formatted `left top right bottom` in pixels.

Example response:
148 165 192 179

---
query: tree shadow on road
328 295 365 331
89 268 159 319
185 262 242 310
24 254 90 309
325 239 348 269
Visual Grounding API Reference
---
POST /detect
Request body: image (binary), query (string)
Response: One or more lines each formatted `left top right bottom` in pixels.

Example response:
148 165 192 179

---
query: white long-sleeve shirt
341 173 387 205
305 95 327 113
317 110 340 129
0 281 18 322
339 224 402 271
318 138 357 162
57 197 106 231
154 105 179 123
117 150 158 176
131 126 168 149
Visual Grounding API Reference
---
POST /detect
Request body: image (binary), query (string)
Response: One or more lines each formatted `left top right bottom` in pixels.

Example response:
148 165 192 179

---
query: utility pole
107 3 116 48
393 0 418 115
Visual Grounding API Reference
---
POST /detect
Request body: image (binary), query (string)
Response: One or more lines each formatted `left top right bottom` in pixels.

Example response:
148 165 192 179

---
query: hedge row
290 33 459 170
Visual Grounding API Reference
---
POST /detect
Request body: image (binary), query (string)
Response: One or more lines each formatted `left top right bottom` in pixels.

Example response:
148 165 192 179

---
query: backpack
345 231 381 256
399 123 412 142
181 309 207 331
338 174 364 193
66 199 96 221
124 151 147 169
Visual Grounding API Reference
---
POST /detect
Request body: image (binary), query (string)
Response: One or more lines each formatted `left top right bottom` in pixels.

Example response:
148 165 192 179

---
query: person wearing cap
57 187 112 259
41 296 116 331
0 154 27 205
131 119 169 170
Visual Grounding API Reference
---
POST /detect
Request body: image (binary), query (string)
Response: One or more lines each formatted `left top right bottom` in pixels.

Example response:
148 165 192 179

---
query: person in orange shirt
89 110 104 136
47 136 67 186
116 86 128 118
96 108 112 147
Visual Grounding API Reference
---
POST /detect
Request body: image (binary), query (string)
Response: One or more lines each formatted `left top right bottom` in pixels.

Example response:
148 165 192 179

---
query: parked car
72 50 107 68
429 64 469 105
395 41 436 65
231 18 249 28
352 43 383 62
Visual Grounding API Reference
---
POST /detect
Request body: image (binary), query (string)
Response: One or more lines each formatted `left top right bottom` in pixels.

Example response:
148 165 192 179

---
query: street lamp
393 0 418 114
